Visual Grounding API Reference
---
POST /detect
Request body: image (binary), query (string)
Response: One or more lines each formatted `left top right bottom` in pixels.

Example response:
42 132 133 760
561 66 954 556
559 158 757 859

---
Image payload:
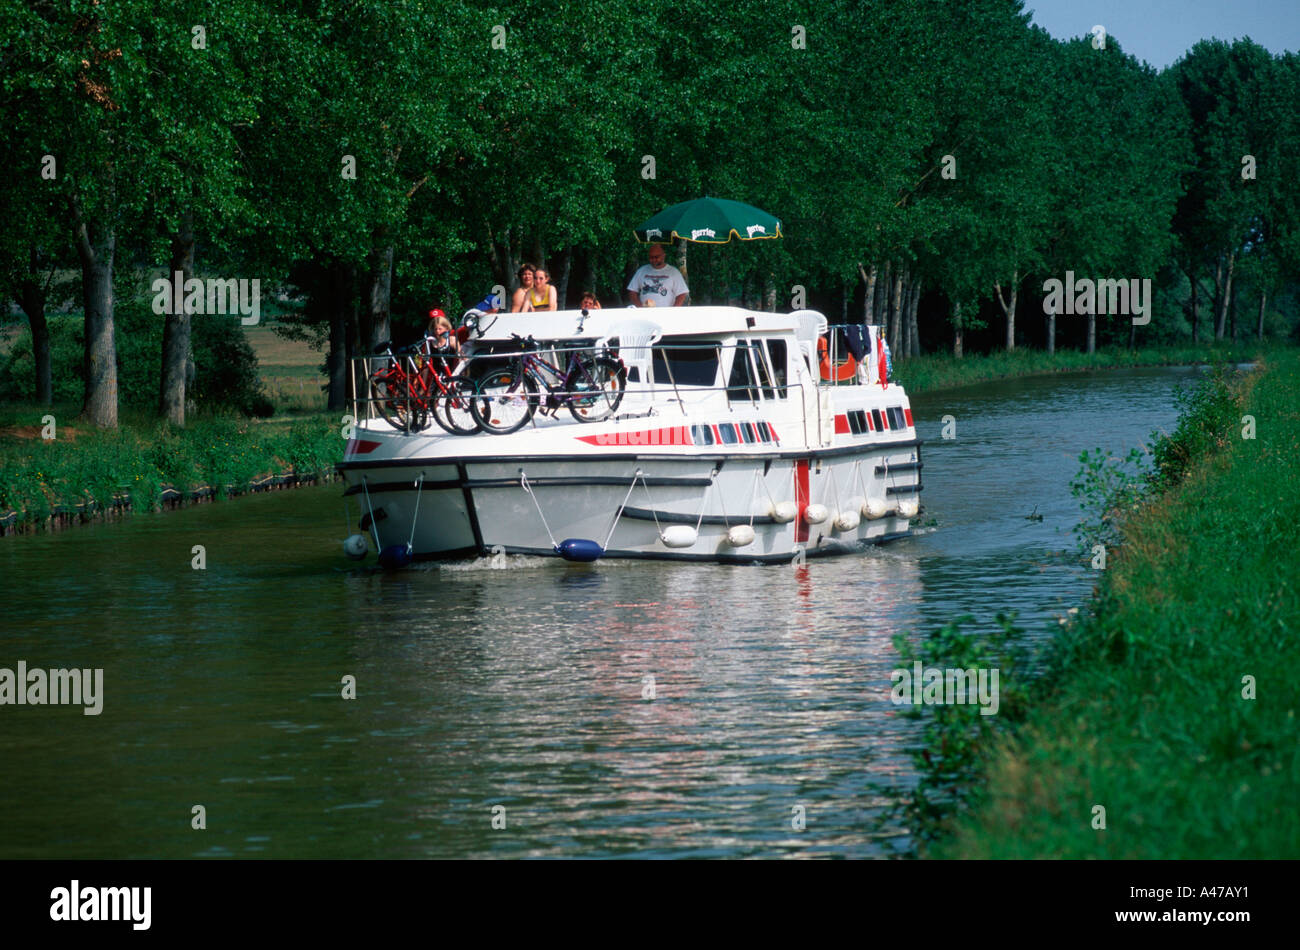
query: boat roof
467 305 806 342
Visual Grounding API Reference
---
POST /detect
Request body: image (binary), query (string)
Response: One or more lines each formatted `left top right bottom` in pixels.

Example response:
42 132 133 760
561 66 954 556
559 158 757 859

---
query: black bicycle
470 334 626 434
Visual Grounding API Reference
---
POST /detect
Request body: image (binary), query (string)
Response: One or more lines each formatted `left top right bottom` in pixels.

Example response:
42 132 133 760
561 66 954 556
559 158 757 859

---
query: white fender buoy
834 509 861 531
727 524 755 547
898 498 919 518
770 500 797 523
343 534 368 560
804 503 829 525
661 525 698 548
863 498 888 520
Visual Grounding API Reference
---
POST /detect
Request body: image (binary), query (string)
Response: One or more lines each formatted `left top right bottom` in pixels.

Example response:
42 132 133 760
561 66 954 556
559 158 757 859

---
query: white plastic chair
599 319 663 397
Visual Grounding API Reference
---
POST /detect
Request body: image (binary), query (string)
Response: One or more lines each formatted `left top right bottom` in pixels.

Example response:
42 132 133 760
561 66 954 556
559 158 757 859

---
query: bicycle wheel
370 372 413 431
568 356 626 422
433 377 482 435
471 367 538 434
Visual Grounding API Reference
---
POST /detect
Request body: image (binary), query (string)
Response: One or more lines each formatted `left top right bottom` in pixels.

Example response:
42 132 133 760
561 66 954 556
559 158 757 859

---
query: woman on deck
523 267 558 312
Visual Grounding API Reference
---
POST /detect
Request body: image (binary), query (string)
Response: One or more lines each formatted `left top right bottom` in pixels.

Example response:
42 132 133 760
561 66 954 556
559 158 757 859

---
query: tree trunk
1228 278 1238 342
899 277 911 359
1086 312 1095 354
1190 272 1199 344
1046 302 1055 356
18 249 52 405
1257 290 1267 340
995 271 1018 351
554 246 573 309
159 210 195 426
859 263 877 325
953 300 963 358
365 238 394 352
876 260 891 327
764 273 776 312
327 260 352 413
69 194 117 429
840 280 849 324
676 238 689 293
1214 252 1234 340
889 264 904 355
907 277 921 356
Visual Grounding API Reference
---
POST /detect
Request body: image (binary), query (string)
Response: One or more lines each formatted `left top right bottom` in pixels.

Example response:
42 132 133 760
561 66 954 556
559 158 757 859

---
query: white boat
338 305 922 565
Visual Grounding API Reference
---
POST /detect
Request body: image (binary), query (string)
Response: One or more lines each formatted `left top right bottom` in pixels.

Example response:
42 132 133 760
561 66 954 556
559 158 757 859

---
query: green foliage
884 614 1029 853
889 341 1264 394
935 352 1300 858
1069 446 1150 553
1147 363 1245 491
0 306 268 416
0 410 340 526
191 315 271 417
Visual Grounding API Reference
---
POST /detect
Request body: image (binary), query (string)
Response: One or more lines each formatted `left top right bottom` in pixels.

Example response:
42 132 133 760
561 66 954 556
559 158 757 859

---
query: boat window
739 422 756 444
653 344 719 389
887 407 906 429
848 410 867 435
764 340 788 398
727 342 760 405
871 409 885 431
691 424 715 445
718 423 739 444
755 422 772 443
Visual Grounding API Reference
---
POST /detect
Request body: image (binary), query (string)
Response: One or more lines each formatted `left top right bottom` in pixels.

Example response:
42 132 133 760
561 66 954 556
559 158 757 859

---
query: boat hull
340 440 922 563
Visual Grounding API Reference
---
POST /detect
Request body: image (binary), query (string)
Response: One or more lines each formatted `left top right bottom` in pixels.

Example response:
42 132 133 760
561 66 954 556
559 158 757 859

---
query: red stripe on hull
795 459 810 543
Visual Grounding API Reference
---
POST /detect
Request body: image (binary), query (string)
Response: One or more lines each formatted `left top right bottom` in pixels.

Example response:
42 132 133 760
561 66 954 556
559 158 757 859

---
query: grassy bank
930 351 1300 858
0 406 341 532
891 342 1266 395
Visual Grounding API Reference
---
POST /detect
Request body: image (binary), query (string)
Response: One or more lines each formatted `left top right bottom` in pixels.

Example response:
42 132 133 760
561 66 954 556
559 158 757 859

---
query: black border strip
343 474 716 496
336 437 924 473
885 482 923 495
875 461 923 474
620 506 779 526
458 462 485 553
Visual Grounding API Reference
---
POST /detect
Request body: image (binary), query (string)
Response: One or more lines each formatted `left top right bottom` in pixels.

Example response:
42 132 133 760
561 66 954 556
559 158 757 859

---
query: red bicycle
368 334 480 435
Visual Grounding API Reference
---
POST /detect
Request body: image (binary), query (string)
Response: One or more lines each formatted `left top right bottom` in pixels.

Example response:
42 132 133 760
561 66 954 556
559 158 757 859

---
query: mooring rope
407 473 425 551
639 475 665 537
694 472 717 534
601 468 643 550
361 475 380 550
519 471 559 548
746 468 762 528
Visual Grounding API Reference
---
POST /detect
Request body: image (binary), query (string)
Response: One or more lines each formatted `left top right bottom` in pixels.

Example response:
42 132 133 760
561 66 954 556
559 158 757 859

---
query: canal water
0 367 1200 858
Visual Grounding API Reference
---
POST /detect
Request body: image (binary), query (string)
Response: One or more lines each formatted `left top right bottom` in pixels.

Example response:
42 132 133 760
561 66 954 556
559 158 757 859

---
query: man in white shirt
626 244 689 307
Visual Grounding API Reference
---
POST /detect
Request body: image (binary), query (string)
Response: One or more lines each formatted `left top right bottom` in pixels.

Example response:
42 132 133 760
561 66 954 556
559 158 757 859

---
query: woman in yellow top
523 267 558 311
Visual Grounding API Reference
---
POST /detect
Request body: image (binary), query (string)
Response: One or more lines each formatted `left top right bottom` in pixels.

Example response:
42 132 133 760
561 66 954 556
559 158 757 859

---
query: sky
1023 0 1300 69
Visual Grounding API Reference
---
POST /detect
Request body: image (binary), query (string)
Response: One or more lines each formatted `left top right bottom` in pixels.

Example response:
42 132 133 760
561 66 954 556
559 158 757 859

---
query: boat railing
347 337 825 437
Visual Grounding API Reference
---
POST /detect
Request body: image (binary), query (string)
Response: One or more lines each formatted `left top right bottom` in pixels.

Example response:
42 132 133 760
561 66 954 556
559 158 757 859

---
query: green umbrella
634 197 783 244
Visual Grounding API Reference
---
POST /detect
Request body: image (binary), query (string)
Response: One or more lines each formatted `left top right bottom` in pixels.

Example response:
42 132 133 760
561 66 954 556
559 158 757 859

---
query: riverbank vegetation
892 342 1266 395
2 1 1299 433
913 351 1300 857
0 405 339 533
